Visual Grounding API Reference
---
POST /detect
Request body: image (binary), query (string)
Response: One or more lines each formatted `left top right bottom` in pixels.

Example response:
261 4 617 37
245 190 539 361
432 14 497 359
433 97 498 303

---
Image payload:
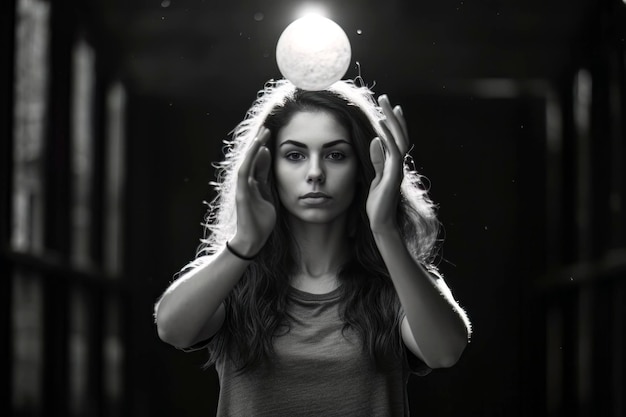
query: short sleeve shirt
212 286 429 416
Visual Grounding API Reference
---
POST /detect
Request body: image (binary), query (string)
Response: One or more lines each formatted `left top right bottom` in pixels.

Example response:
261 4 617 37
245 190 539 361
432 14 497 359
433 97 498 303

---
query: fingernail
397 106 403 116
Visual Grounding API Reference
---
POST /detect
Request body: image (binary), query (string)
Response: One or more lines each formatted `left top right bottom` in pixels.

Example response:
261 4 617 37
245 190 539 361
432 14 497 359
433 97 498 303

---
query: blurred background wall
1 0 625 416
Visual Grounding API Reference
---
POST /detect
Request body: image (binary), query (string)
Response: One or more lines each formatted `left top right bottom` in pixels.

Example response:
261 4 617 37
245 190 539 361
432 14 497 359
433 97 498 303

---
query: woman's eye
327 152 345 161
285 152 305 161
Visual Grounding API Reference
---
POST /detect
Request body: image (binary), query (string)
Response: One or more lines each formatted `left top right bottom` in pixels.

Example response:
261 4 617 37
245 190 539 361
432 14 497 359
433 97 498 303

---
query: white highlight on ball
276 14 352 91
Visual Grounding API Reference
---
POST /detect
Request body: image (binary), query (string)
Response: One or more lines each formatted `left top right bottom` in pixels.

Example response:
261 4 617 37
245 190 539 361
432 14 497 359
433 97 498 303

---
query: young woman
155 79 471 416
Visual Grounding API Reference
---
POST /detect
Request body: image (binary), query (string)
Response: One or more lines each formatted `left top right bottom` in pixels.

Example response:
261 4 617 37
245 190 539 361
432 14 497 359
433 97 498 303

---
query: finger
378 120 402 160
252 146 271 184
369 138 385 187
378 121 405 187
238 127 270 187
378 95 403 136
257 126 272 146
393 105 409 141
378 95 409 154
251 142 273 202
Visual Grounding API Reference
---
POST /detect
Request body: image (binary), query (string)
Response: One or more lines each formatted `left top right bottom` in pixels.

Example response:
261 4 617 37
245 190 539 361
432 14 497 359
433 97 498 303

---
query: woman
155 79 471 416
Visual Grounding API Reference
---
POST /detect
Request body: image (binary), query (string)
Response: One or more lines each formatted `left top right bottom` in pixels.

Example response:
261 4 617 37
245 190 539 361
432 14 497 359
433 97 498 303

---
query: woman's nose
306 157 325 184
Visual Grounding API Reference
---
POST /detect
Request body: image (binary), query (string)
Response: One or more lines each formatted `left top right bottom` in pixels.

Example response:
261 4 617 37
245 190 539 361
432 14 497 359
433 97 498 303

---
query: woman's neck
287 215 351 294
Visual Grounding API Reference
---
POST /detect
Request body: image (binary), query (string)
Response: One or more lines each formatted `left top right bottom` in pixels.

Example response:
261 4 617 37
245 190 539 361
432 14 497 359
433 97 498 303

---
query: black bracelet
225 241 257 261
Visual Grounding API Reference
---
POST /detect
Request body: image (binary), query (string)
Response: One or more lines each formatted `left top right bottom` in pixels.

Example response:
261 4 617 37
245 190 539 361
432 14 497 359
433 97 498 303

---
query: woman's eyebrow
279 139 352 148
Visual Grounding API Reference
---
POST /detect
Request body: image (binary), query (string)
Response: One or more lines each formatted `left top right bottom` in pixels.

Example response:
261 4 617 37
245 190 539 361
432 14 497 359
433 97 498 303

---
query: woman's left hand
367 94 410 235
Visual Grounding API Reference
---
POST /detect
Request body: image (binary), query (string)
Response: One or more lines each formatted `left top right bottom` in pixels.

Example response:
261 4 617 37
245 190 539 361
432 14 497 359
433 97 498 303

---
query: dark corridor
1 1 625 416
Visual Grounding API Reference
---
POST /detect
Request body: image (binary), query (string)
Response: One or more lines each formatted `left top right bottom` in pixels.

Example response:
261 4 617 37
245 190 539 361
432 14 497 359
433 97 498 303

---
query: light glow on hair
196 78 439 265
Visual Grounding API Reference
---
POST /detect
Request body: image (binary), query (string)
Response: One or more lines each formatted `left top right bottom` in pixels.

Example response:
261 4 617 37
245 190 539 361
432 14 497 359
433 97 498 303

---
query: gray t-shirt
213 286 429 417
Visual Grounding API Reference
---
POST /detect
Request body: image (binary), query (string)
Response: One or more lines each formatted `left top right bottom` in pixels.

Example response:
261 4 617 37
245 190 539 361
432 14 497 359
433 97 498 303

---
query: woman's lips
300 192 331 204
300 192 330 199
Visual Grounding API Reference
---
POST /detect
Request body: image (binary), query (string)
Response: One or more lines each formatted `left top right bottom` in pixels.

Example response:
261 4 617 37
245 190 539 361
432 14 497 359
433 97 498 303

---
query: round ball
276 15 352 91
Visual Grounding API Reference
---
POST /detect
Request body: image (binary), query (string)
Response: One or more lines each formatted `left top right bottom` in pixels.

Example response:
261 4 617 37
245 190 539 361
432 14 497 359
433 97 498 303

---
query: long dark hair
185 80 440 371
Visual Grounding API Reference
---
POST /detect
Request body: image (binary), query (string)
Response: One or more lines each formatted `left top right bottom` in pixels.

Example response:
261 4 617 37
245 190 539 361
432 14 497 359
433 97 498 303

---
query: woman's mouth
300 192 331 204
300 192 330 199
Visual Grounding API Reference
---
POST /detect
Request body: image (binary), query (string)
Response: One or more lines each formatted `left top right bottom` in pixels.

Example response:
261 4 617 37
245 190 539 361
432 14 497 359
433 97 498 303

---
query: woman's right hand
229 127 276 257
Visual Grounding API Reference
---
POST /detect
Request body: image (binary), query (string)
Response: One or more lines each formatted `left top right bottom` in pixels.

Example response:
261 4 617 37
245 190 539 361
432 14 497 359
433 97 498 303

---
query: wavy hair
183 78 441 372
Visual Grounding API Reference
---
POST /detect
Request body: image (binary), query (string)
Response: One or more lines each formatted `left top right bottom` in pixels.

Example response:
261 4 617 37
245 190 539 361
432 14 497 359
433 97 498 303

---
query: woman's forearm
154 244 251 349
373 228 470 368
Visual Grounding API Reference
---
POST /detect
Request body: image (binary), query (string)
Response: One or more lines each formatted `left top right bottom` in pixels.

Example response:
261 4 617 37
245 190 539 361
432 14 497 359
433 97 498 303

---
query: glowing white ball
276 15 352 91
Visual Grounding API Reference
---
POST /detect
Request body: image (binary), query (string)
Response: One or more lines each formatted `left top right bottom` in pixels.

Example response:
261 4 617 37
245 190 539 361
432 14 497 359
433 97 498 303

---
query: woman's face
273 110 358 225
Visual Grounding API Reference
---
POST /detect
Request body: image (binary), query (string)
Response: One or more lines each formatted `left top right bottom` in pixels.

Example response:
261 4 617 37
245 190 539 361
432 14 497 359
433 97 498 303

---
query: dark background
2 0 625 416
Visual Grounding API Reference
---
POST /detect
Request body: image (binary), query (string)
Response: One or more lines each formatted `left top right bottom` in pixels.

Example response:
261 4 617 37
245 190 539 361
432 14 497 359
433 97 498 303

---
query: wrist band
225 241 257 261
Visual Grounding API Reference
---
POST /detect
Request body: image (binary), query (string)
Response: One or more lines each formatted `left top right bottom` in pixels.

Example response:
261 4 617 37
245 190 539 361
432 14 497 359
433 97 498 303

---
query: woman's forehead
276 110 349 144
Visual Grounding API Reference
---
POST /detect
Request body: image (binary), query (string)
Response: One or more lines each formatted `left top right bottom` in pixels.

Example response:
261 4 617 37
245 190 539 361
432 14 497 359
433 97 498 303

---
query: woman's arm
367 95 470 368
154 244 251 349
155 127 275 349
373 230 470 368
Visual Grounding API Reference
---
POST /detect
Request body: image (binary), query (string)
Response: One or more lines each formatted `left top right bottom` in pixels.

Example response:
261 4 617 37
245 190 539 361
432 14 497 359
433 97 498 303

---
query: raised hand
229 127 276 257
366 94 409 235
